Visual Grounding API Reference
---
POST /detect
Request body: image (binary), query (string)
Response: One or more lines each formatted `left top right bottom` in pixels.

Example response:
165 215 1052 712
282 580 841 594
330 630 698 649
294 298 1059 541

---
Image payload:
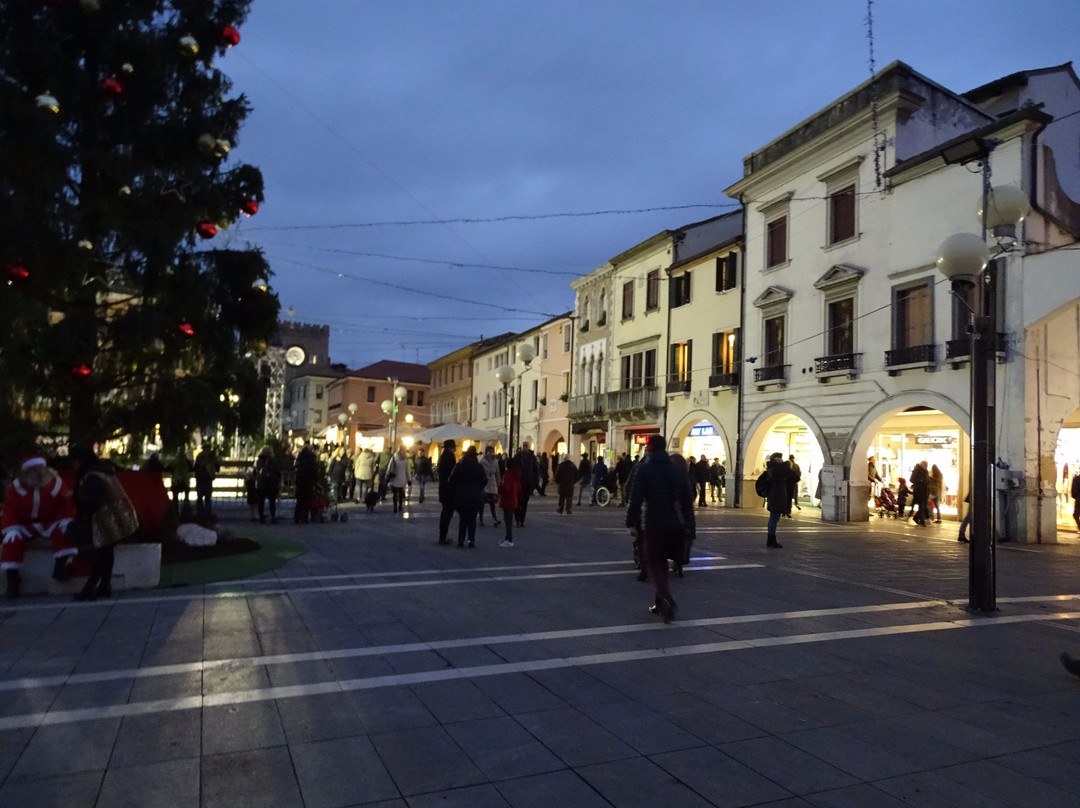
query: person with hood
625 435 695 620
554 454 579 514
479 445 501 527
1 454 77 598
293 444 319 524
436 440 457 544
69 440 140 602
497 457 522 547
448 446 487 547
386 445 412 514
764 452 792 548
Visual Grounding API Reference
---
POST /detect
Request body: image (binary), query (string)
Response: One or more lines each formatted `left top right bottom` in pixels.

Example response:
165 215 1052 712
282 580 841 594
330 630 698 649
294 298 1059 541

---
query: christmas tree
0 0 278 462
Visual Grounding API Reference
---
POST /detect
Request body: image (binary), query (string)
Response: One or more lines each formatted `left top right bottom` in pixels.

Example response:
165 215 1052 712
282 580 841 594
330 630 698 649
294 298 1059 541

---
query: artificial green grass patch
158 529 306 587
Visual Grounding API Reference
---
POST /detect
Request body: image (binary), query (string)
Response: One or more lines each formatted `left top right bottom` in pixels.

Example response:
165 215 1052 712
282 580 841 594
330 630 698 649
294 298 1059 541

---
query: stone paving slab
1 500 1080 806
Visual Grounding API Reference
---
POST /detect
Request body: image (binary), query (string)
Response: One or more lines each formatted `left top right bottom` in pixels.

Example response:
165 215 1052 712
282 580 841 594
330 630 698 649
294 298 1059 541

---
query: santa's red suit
1 467 77 569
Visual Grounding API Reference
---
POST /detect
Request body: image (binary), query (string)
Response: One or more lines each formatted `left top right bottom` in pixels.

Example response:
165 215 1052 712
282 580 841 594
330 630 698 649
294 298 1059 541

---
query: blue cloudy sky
216 0 1078 369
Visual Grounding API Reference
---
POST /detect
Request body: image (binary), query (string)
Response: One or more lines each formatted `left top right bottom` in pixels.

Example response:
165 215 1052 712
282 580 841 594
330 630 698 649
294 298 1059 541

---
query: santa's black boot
5 569 21 599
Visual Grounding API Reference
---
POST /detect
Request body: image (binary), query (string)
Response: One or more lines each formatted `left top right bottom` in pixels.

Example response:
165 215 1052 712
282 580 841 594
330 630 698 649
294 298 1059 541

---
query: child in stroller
875 484 900 518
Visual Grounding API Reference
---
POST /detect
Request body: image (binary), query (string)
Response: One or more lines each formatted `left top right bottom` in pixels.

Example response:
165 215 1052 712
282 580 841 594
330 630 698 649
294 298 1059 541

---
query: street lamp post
936 181 1029 613
380 380 407 452
496 364 516 454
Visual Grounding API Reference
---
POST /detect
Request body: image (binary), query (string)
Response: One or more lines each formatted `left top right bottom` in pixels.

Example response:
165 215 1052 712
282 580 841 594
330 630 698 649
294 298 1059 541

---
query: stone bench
18 543 161 596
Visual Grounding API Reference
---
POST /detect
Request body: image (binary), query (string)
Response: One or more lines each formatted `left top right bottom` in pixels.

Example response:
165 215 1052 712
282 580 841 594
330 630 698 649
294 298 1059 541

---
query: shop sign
688 423 717 437
915 434 954 445
632 432 659 446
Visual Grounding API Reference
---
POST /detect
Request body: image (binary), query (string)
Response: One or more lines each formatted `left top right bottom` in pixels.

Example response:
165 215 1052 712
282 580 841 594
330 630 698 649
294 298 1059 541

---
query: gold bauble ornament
179 35 199 55
35 92 60 113
196 133 217 154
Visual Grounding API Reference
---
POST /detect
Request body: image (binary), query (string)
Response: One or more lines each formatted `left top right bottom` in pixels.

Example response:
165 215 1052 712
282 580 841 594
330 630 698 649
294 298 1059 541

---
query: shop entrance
752 414 825 506
864 406 967 519
678 420 728 466
1053 407 1080 536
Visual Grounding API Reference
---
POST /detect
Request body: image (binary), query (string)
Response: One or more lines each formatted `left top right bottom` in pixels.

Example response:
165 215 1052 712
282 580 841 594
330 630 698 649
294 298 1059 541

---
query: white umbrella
412 423 499 444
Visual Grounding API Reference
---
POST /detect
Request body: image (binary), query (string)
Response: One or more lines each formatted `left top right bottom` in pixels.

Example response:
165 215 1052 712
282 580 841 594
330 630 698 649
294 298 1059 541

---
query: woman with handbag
387 446 412 515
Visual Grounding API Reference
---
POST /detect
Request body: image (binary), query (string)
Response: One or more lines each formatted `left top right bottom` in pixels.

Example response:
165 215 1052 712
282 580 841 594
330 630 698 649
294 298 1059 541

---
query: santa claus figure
1 455 77 598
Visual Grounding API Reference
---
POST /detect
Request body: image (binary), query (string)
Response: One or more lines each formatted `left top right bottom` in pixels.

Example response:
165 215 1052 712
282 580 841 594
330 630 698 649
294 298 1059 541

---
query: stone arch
743 402 831 470
846 390 968 471
668 408 733 466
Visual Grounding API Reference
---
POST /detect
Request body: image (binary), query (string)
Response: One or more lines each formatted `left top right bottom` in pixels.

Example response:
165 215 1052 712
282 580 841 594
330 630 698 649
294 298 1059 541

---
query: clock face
285 345 306 366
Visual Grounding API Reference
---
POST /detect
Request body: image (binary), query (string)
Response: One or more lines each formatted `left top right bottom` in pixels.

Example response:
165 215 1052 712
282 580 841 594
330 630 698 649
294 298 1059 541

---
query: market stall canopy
411 423 498 444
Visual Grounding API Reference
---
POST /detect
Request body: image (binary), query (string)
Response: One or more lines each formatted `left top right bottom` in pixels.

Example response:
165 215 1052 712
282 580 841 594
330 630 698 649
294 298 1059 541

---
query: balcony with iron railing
605 386 662 416
885 344 936 374
753 364 788 385
665 378 691 395
567 392 604 419
708 371 740 388
814 352 861 381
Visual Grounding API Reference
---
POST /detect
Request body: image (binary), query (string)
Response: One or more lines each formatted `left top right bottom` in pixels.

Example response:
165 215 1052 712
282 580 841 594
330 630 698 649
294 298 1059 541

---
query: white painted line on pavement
0 597 1024 693
3 608 1078 730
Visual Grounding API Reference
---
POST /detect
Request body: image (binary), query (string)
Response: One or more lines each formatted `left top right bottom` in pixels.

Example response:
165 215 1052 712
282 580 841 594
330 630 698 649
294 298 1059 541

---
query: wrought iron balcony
665 378 691 395
708 371 740 388
884 344 935 368
814 353 860 374
753 364 788 384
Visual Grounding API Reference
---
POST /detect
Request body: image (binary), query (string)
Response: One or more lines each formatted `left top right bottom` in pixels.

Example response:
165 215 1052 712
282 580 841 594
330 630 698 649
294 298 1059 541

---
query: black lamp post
936 182 1029 612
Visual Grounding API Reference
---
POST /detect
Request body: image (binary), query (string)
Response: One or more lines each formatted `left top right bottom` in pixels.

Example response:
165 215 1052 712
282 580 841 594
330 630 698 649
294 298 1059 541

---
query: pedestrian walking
615 453 633 505
762 452 791 547
909 460 930 526
709 458 724 503
387 446 412 514
625 435 695 621
787 454 802 515
449 446 487 547
929 463 944 523
436 439 457 544
293 444 319 524
555 455 578 514
254 445 282 524
354 448 376 501
514 442 539 527
576 453 592 506
537 452 549 496
497 458 522 546
193 445 219 516
479 445 501 526
695 454 710 506
414 450 433 503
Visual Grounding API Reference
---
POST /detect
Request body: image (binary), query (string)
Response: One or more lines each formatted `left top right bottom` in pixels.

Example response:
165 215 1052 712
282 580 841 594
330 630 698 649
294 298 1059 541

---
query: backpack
755 470 770 498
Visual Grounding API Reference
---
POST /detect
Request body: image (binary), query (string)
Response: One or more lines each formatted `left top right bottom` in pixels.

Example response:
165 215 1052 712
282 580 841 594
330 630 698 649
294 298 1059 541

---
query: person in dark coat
293 445 319 524
514 442 540 527
909 460 930 526
626 435 695 620
786 454 802 516
554 455 578 514
436 439 457 545
576 453 592 506
193 446 219 516
694 454 710 507
615 453 633 506
254 446 282 524
537 452 549 496
448 446 487 547
764 452 791 547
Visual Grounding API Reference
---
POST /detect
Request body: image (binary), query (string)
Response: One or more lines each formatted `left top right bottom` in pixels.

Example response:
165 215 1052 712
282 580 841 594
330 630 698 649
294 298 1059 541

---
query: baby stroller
325 478 349 523
875 485 899 518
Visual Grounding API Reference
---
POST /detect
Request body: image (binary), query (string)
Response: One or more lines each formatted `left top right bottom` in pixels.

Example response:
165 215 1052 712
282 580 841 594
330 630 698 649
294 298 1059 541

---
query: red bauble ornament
239 198 259 216
178 321 195 337
71 362 92 378
5 262 29 284
196 222 217 239
221 25 241 47
100 76 123 97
